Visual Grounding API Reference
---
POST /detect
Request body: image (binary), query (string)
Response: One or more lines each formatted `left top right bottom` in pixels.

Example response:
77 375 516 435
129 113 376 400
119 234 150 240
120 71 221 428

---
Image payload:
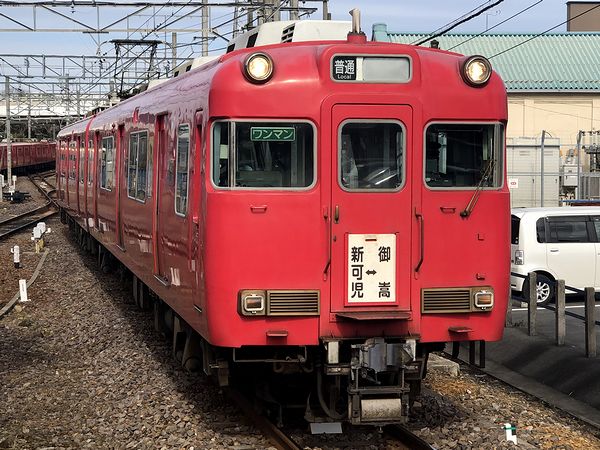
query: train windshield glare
339 121 404 190
212 121 314 189
425 123 504 188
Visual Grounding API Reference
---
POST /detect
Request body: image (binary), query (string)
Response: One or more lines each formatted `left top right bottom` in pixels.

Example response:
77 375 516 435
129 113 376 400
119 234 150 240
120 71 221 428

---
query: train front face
204 39 509 424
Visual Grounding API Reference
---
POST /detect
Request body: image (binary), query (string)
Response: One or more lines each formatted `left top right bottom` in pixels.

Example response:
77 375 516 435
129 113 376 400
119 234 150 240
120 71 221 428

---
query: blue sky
328 0 568 35
0 1 574 57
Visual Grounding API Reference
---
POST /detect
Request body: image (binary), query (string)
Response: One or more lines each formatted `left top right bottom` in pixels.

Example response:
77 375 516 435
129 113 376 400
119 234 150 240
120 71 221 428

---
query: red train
0 141 56 174
56 19 509 426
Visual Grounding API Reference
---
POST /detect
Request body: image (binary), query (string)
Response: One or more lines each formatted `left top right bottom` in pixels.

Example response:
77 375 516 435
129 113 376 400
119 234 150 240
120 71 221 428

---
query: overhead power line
448 0 544 51
412 0 505 46
489 2 600 59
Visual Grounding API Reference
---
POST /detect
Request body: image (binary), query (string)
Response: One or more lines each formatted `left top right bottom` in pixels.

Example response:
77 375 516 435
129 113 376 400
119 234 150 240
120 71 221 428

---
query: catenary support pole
5 76 11 184
540 130 545 207
576 130 583 200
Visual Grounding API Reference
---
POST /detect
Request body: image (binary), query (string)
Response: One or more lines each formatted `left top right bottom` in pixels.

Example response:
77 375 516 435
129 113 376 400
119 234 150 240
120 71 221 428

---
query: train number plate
347 234 396 303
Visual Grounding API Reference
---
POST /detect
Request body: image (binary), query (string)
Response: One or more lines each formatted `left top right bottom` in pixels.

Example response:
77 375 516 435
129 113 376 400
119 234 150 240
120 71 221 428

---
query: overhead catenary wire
489 2 600 59
447 0 544 51
412 0 505 46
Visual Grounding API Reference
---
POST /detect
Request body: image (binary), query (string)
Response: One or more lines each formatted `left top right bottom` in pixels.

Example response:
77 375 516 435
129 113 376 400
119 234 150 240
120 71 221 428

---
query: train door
329 104 413 315
153 113 169 281
115 124 125 249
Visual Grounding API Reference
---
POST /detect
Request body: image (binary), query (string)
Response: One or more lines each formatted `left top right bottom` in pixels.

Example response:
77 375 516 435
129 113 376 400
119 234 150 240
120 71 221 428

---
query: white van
511 207 600 305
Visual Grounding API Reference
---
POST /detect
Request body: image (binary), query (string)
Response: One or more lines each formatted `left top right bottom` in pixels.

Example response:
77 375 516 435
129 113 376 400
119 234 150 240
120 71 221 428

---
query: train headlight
461 55 492 87
244 53 274 83
474 290 494 310
239 290 266 316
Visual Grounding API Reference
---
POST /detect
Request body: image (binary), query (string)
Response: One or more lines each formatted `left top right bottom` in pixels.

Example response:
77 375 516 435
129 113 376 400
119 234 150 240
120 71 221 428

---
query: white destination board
347 234 396 303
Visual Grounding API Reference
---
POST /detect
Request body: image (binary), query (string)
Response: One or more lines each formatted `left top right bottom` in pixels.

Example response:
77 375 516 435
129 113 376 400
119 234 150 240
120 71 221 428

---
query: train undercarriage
65 213 440 427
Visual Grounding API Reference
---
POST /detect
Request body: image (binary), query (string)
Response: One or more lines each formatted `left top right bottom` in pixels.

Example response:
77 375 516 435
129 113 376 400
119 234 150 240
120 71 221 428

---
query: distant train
0 141 56 174
56 17 509 426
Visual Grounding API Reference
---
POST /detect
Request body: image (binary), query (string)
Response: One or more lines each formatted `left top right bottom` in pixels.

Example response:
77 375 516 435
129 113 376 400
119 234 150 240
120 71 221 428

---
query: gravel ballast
1 216 599 449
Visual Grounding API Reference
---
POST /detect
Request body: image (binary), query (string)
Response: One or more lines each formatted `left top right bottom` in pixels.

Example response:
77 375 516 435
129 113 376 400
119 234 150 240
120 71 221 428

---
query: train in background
0 141 56 175
55 15 509 426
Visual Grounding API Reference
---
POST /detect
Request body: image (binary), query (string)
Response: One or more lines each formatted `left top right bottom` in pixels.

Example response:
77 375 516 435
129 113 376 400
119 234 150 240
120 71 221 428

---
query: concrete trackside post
585 287 597 358
528 272 537 336
556 280 566 346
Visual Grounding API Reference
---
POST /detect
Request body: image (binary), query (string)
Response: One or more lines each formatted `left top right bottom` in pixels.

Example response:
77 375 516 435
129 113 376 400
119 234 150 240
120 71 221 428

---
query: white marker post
31 222 50 253
11 245 20 268
19 279 29 302
504 423 517 444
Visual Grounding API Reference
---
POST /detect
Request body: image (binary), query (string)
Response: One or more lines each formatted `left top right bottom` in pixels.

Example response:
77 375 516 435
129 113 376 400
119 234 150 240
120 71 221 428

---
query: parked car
511 207 600 305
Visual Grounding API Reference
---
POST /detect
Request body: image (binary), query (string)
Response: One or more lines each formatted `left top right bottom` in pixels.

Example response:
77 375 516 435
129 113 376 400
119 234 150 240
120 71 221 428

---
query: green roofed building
373 23 600 205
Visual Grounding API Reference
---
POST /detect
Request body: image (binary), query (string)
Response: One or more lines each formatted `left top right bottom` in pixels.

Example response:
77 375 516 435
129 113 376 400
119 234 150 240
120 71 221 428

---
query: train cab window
425 123 503 188
88 140 94 185
100 136 115 190
175 125 190 215
212 121 315 189
339 121 404 190
128 131 149 202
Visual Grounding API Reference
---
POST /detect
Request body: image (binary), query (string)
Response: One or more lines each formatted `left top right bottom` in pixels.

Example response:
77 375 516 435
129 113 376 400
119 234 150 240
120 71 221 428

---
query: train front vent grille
281 25 295 43
422 289 471 313
267 290 320 316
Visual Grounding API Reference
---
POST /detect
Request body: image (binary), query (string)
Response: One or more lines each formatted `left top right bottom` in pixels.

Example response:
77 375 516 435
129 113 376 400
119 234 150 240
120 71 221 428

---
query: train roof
57 21 507 139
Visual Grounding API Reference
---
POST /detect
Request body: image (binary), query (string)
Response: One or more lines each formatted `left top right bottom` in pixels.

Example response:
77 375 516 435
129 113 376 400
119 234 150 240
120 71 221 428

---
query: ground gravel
1 214 599 449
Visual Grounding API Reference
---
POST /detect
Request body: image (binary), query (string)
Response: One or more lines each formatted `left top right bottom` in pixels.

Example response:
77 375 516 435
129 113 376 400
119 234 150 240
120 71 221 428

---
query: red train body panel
0 141 55 172
56 29 509 425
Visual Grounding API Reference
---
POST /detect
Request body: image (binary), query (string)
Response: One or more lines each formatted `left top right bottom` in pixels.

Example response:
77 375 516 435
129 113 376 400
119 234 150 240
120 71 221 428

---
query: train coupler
346 337 416 425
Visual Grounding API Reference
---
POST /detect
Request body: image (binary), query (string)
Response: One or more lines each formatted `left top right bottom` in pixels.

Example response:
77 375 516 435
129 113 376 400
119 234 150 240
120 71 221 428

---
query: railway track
226 387 437 450
0 172 58 240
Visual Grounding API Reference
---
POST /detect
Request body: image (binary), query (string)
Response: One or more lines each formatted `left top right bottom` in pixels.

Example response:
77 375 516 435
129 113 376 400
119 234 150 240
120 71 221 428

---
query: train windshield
212 121 314 189
425 123 504 188
339 121 404 190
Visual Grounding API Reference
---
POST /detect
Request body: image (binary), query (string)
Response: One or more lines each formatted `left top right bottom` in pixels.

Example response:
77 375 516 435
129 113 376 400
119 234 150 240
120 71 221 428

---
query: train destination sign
347 234 396 303
332 56 357 81
250 127 296 142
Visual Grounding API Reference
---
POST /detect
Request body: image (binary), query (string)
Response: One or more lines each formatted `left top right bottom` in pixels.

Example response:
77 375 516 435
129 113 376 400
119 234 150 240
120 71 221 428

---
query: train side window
212 122 230 187
69 140 76 180
79 142 85 184
88 139 94 185
339 121 404 190
425 123 504 188
175 124 190 216
127 131 149 202
100 136 114 190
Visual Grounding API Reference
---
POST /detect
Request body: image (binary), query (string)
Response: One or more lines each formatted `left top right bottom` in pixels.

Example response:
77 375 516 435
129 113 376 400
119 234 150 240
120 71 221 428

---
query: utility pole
172 32 177 75
201 0 209 56
540 130 546 207
577 130 583 200
290 0 299 20
5 76 12 185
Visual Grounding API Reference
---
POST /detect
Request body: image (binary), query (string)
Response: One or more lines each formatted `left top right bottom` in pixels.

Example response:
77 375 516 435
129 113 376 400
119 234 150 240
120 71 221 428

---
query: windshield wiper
460 160 495 218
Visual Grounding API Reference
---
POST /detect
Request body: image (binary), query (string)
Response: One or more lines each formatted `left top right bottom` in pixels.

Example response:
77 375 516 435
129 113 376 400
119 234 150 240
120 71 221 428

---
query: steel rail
225 388 302 450
385 424 438 450
0 172 58 240
0 205 57 240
